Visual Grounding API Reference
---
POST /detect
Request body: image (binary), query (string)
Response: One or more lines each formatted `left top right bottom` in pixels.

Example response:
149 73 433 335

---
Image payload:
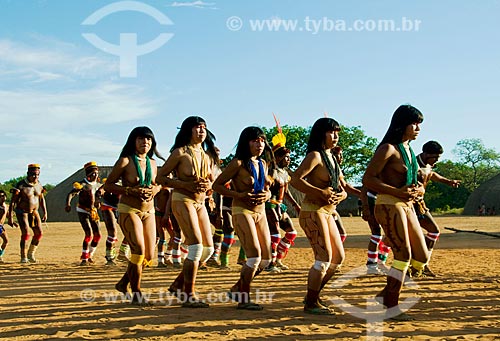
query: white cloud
0 39 117 82
0 36 159 185
0 83 155 130
0 83 157 184
169 1 216 9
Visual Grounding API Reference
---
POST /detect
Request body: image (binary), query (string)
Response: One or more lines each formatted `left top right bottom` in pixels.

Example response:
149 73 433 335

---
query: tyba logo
82 1 174 77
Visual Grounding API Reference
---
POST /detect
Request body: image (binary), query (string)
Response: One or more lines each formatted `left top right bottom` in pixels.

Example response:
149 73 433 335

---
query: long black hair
306 118 341 154
235 126 274 171
120 126 164 161
379 104 424 147
171 116 219 164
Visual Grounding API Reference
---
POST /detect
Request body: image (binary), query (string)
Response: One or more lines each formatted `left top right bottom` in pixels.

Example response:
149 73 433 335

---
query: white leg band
313 260 330 274
246 257 261 270
187 243 203 262
200 246 214 264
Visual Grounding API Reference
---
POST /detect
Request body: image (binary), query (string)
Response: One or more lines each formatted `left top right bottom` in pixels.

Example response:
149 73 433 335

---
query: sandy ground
0 216 499 340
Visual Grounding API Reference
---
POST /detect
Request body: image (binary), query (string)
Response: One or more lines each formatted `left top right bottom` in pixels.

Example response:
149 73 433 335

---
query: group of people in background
1 104 463 320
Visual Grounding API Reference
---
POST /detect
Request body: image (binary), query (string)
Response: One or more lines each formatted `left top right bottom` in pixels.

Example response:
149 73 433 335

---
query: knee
313 260 330 275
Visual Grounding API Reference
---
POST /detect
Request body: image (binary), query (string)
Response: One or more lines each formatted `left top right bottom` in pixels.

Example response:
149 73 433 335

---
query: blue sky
1 0 499 185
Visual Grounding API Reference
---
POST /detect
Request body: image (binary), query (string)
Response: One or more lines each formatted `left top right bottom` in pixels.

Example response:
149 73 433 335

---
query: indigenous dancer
266 127 300 271
291 117 347 315
9 164 47 263
213 126 273 310
362 104 429 321
104 126 163 305
98 180 120 265
157 116 219 308
411 140 461 277
0 190 9 263
65 161 101 265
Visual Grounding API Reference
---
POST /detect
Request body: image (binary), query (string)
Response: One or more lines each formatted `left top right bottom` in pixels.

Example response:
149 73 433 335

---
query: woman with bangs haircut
362 104 429 321
290 117 347 315
104 126 163 305
213 126 273 311
157 116 219 308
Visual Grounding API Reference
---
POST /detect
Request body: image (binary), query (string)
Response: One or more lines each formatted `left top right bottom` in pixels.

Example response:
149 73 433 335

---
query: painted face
0 192 6 204
191 123 207 144
87 169 99 182
27 169 40 182
324 130 339 149
404 122 421 141
136 136 152 154
249 137 265 157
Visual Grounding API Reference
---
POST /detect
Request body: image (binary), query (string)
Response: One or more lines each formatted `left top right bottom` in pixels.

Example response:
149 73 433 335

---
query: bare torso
118 156 158 211
15 180 44 212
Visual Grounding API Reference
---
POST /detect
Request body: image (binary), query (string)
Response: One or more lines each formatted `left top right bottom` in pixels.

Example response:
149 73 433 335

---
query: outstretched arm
431 172 461 188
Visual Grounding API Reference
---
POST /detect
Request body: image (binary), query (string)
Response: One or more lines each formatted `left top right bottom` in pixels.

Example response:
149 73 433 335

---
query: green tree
337 126 378 183
424 160 471 210
423 139 500 212
262 125 310 170
453 138 500 190
0 176 25 203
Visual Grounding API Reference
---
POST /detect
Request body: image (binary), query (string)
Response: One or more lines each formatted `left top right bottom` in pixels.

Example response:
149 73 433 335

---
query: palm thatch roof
463 173 500 215
45 166 113 222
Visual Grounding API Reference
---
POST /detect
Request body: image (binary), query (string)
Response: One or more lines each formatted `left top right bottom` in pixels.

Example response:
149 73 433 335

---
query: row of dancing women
103 104 432 319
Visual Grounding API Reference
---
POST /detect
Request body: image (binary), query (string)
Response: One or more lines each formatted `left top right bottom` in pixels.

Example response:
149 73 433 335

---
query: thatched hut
463 173 500 215
45 166 113 222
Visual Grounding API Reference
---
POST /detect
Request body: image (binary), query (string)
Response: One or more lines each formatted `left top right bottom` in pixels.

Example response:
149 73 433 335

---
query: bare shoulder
171 147 186 157
302 151 322 165
114 156 130 168
373 143 397 160
227 158 242 168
